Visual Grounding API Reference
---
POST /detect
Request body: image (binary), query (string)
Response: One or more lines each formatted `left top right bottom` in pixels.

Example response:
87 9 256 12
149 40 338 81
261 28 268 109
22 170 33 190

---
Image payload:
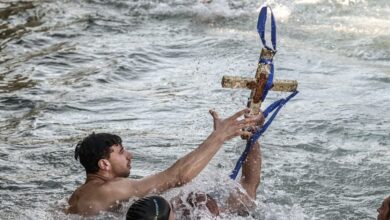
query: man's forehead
110 144 123 150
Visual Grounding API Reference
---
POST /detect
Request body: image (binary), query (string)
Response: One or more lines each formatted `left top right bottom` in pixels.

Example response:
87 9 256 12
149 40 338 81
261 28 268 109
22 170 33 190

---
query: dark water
0 0 389 219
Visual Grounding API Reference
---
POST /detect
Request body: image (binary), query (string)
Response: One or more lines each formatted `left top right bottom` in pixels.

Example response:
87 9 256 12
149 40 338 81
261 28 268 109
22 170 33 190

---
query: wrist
210 130 225 144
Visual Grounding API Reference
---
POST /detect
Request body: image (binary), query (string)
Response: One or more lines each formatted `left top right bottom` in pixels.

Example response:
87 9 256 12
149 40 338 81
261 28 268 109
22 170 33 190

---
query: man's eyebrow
119 146 124 152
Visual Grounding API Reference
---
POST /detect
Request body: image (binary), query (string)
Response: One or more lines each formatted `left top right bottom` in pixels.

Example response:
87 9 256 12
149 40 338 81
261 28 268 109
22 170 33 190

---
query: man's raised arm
121 108 261 198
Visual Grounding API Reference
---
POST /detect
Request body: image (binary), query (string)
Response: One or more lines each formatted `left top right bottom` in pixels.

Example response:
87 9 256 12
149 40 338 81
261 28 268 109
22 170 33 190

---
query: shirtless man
66 108 264 216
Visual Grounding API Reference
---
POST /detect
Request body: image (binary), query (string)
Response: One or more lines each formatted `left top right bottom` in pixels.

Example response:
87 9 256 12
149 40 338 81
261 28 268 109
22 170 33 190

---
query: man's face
107 144 133 178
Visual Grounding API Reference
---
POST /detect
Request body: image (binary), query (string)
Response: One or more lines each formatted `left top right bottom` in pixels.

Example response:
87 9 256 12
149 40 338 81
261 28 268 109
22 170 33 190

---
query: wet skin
66 108 263 216
67 145 133 215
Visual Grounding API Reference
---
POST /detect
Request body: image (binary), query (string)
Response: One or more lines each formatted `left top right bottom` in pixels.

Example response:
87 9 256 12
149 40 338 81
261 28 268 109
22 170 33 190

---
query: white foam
273 4 292 22
330 16 390 35
295 0 323 4
149 0 249 22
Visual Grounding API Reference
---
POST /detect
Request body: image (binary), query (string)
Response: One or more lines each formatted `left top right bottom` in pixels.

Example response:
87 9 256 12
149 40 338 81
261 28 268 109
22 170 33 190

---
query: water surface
0 0 389 219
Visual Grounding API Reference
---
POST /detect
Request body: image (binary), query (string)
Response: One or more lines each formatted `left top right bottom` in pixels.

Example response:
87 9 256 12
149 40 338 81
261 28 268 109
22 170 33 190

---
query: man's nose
127 151 133 159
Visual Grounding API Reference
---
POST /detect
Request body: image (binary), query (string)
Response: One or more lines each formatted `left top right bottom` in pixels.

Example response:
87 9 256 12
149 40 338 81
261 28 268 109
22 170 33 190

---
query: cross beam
221 48 298 115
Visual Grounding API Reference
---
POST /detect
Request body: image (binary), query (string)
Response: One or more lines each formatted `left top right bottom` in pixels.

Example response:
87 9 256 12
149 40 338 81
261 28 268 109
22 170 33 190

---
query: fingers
238 117 256 124
209 109 219 119
244 111 265 126
209 109 220 131
229 108 250 121
257 114 265 126
247 125 259 133
240 131 252 139
210 108 265 141
237 118 257 128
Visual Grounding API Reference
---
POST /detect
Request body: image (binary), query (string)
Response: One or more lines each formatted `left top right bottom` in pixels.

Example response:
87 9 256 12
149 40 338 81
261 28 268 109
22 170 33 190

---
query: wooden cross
221 48 298 115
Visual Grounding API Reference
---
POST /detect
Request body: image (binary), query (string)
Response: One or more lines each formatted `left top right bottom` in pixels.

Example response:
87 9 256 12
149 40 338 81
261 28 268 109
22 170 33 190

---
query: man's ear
98 159 111 171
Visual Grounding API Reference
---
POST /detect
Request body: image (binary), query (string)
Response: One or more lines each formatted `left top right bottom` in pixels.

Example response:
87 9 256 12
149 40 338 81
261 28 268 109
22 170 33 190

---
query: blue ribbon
258 5 277 103
257 6 277 51
229 91 298 180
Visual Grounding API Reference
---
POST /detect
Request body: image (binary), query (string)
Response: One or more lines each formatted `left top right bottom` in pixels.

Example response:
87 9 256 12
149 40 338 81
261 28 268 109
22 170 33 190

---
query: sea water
0 0 389 219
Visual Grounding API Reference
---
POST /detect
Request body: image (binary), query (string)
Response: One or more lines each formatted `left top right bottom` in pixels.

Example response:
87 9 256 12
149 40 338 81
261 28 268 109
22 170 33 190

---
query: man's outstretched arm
109 108 261 200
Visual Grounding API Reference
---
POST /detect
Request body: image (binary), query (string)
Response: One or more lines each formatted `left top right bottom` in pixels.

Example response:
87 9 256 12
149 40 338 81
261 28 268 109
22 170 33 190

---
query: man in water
66 108 264 216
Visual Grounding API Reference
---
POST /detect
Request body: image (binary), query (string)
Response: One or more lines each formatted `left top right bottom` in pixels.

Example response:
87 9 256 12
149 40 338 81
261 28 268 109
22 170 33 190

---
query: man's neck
86 172 114 183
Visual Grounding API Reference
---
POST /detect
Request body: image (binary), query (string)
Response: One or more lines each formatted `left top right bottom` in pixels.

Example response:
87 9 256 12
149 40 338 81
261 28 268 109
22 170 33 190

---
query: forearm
168 131 224 186
135 108 258 194
240 141 261 199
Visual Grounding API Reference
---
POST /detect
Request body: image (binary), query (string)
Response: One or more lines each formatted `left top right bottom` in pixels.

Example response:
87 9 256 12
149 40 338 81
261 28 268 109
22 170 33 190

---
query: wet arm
128 108 259 197
129 131 225 197
226 141 261 215
240 141 261 199
103 132 226 201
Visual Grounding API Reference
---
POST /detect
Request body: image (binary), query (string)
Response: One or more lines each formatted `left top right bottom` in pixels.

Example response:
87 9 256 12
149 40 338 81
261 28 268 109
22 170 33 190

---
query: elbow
170 158 192 187
176 173 191 187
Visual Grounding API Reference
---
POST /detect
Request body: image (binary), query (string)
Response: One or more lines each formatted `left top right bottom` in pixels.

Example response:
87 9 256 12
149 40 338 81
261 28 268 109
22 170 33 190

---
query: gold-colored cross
221 48 298 115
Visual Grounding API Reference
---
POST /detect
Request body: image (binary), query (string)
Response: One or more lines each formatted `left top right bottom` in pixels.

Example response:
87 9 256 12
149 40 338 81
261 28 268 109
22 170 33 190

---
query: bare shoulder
102 175 164 200
66 186 82 214
66 180 128 215
66 177 157 215
95 177 143 202
66 183 103 215
101 177 134 192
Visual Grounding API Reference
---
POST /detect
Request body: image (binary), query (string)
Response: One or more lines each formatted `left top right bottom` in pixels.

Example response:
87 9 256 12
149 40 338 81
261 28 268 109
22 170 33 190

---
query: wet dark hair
74 133 122 174
127 196 171 220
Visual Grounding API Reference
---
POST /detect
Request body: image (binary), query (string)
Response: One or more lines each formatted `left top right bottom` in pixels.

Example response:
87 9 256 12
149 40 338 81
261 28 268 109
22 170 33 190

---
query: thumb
209 109 219 120
209 109 219 130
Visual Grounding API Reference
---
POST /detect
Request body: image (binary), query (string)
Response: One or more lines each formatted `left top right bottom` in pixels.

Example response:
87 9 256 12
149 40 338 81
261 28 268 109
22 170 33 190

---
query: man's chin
121 171 130 178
